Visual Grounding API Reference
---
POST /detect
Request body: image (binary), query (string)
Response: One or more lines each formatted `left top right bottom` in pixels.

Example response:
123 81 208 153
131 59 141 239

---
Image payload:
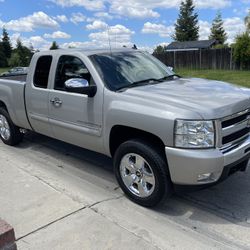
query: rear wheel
0 108 23 146
114 139 172 207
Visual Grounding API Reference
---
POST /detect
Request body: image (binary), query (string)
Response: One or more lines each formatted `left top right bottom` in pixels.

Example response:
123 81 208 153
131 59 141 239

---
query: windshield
90 51 175 91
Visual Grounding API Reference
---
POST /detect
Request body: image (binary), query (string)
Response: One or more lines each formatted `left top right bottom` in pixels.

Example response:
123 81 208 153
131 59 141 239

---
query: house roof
166 39 217 51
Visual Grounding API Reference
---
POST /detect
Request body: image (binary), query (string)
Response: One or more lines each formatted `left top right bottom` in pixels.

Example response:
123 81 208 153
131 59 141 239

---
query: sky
0 0 249 52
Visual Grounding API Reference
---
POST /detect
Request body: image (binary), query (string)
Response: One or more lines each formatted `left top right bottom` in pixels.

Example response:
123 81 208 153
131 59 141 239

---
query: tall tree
0 42 8 67
245 10 250 33
9 39 33 67
173 0 199 41
2 28 12 58
209 12 227 45
50 41 59 50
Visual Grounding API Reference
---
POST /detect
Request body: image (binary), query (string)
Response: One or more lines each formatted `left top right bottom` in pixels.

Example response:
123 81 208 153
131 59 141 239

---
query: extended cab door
25 55 54 137
48 54 104 152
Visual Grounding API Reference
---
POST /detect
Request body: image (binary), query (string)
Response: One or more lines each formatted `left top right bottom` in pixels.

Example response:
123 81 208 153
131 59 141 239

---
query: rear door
48 54 103 152
25 55 53 137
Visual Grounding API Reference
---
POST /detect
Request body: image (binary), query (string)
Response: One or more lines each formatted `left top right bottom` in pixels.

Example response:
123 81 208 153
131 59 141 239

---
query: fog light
197 173 216 183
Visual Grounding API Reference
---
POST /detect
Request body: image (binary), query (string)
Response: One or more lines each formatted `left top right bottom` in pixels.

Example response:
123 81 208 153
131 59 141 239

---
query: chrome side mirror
64 78 97 97
65 78 89 88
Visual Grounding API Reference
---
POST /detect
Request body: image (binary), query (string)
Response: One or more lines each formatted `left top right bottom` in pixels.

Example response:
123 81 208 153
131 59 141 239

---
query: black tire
0 108 23 146
114 139 172 207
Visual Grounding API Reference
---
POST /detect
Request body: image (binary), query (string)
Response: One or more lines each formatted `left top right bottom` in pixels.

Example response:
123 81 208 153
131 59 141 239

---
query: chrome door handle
50 98 62 107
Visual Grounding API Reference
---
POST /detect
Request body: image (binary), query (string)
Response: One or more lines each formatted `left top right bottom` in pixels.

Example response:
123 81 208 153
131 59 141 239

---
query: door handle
50 98 62 107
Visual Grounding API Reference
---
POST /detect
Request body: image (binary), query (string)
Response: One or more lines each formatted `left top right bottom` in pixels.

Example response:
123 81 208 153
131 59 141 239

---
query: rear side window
33 56 52 88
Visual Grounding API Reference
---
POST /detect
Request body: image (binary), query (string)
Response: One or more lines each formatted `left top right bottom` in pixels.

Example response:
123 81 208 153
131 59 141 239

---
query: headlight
174 120 215 148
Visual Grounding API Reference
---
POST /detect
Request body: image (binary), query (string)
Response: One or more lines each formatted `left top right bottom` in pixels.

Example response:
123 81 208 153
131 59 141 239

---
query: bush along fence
153 48 250 70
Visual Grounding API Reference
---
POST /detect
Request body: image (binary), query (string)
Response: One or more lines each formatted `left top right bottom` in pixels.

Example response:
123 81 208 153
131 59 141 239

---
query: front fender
103 100 175 155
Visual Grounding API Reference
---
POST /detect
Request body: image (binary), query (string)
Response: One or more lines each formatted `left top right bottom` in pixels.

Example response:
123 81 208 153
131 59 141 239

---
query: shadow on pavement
18 132 250 227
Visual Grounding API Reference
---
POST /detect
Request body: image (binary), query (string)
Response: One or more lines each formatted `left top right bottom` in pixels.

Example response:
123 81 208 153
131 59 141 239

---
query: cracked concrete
17 207 159 250
0 133 250 249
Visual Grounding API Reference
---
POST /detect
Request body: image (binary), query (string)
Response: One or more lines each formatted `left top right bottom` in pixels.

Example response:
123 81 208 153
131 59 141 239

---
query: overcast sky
0 0 249 51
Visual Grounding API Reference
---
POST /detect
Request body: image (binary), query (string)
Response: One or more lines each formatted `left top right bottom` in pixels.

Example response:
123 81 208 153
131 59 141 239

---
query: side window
33 56 52 88
54 55 92 91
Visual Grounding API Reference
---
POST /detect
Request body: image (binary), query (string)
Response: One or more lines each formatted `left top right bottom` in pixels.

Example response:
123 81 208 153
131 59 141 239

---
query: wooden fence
154 48 247 70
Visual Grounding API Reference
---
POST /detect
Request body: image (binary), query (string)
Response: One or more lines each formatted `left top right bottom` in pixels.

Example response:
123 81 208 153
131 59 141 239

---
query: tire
0 108 23 146
114 139 172 207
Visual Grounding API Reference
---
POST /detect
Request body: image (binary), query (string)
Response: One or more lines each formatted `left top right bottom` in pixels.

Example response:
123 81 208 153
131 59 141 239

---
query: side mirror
64 78 97 97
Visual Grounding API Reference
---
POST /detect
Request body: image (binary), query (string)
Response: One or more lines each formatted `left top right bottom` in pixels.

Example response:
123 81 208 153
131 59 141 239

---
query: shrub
233 33 250 70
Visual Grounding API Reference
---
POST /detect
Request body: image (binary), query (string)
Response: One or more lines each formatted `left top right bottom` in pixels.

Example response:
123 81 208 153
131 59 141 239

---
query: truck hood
122 77 250 119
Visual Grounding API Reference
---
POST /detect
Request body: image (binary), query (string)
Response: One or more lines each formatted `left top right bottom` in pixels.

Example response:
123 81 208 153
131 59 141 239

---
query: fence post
199 49 202 69
230 48 233 71
174 51 176 69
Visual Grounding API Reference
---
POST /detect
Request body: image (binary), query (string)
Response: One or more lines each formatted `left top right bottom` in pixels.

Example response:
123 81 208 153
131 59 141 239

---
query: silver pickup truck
0 49 250 207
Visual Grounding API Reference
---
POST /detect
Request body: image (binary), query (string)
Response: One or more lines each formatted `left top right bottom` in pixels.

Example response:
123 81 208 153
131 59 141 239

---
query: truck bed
0 78 31 130
0 74 27 82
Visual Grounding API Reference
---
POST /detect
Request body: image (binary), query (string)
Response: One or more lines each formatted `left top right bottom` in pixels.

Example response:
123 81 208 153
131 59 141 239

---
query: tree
245 9 250 33
209 12 227 45
2 28 12 59
233 32 250 69
9 52 21 67
16 39 33 66
153 45 167 54
0 42 8 67
9 39 33 67
50 41 59 50
173 0 199 42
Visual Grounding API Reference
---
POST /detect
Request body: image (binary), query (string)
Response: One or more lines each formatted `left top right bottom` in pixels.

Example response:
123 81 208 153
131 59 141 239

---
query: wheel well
109 125 166 157
0 101 8 112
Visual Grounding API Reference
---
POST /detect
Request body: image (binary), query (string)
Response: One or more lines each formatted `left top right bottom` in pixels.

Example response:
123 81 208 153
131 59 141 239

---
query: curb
0 219 16 250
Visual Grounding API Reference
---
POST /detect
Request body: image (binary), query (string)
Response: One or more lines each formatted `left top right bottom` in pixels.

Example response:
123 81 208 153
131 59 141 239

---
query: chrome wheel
0 115 11 141
119 153 156 198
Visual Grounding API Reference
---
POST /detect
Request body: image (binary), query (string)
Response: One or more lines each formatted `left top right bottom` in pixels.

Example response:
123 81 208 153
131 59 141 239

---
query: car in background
0 67 28 77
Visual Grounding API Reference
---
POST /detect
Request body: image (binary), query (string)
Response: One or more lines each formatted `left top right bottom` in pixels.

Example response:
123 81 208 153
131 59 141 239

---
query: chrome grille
220 109 250 152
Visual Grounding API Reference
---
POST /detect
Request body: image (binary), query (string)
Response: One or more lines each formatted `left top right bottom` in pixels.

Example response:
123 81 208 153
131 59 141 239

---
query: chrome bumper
165 136 250 185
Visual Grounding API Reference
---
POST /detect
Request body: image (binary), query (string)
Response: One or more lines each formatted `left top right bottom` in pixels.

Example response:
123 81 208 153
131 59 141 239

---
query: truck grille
221 109 250 152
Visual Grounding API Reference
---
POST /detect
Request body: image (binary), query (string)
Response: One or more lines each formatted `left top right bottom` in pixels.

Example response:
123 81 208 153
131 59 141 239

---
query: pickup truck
0 49 249 207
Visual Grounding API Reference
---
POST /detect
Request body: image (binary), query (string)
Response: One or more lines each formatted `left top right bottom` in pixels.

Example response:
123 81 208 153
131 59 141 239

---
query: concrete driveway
0 132 249 250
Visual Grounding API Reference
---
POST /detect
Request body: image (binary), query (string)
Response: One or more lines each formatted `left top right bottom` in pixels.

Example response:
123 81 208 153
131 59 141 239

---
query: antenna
107 25 112 55
115 31 117 49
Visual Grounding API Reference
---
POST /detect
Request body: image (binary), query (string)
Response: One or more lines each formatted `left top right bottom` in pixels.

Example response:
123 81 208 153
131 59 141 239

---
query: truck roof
35 48 137 57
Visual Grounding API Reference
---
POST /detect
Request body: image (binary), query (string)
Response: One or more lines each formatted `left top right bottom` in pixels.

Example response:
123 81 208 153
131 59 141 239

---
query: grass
176 69 250 88
0 68 10 74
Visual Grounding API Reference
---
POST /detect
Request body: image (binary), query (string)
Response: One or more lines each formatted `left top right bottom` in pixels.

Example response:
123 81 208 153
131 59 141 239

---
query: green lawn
176 69 250 88
0 68 10 74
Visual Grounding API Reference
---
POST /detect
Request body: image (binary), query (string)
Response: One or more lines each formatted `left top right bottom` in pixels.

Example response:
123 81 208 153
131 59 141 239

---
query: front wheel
114 140 172 207
0 108 23 146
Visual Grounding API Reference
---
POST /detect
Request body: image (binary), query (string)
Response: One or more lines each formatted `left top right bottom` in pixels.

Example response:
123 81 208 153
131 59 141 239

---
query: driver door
48 55 103 150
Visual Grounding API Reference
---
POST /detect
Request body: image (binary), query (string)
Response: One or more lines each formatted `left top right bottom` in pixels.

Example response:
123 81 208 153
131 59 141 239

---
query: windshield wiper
131 78 162 85
116 78 162 91
116 75 181 92
158 74 181 81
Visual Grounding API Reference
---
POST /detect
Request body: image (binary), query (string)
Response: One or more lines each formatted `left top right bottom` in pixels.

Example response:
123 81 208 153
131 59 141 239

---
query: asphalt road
0 132 249 249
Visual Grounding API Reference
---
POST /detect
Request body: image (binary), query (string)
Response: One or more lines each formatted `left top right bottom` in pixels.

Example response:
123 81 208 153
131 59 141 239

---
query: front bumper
165 136 250 185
